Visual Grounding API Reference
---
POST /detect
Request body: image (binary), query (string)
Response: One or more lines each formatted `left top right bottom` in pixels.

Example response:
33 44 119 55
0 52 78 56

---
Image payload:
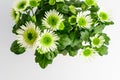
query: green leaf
59 34 72 48
45 51 58 60
93 24 105 34
69 49 78 57
96 45 108 56
104 21 114 25
35 50 53 69
10 40 26 55
57 3 69 14
102 33 110 45
89 5 99 12
80 1 88 11
80 30 89 41
66 46 78 57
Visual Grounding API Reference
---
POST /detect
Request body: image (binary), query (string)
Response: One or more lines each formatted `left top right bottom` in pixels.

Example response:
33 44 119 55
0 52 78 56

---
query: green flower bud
49 0 56 5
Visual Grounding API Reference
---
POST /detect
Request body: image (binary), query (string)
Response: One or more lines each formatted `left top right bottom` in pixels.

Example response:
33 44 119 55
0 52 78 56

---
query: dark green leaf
45 51 58 60
10 40 26 55
35 50 53 69
102 33 110 45
89 5 99 12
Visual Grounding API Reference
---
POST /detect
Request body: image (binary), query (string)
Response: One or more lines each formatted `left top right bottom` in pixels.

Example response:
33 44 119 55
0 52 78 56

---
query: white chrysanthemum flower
80 47 96 61
77 12 92 29
98 11 109 22
11 9 20 23
13 0 28 12
17 21 40 49
37 29 59 53
90 34 105 48
42 9 64 31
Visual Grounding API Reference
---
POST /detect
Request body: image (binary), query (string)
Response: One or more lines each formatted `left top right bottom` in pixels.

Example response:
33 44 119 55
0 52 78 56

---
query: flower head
90 34 105 48
77 12 92 29
42 9 64 31
11 9 20 23
98 11 109 21
80 47 96 61
68 15 76 25
13 0 28 12
37 30 59 53
17 22 40 49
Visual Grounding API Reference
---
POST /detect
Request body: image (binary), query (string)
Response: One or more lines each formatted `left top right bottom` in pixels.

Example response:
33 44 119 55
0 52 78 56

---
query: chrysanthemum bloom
11 9 20 23
68 15 76 25
77 12 92 29
81 47 95 61
37 29 59 53
85 0 96 6
42 9 64 31
98 11 109 22
90 34 105 48
29 0 39 7
17 22 40 49
13 0 28 12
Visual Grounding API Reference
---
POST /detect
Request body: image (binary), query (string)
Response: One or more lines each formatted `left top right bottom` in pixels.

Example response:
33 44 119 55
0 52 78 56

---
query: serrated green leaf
102 33 110 45
89 5 99 12
69 50 78 57
59 34 72 48
57 3 69 14
80 30 89 41
45 51 58 60
93 24 105 34
96 45 108 56
10 40 26 55
35 50 53 69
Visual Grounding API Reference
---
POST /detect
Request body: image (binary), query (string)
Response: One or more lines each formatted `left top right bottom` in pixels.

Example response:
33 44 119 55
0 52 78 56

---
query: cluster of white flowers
11 0 111 62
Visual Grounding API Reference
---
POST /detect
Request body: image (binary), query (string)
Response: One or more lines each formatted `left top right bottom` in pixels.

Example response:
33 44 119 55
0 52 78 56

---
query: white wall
0 0 119 80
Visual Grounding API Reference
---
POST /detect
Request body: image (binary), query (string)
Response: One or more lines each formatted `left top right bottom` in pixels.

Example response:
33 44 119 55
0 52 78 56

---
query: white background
0 0 120 80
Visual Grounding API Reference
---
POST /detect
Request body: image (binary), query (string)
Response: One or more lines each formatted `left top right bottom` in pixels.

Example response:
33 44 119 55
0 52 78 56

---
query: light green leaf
96 45 108 56
80 30 89 41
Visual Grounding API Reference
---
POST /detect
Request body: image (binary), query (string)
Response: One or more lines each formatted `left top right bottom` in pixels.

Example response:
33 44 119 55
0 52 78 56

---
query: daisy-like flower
80 47 96 61
98 11 109 22
13 0 28 12
85 0 96 6
17 21 40 49
11 9 20 23
29 0 39 7
42 9 64 31
90 34 105 48
77 12 92 29
37 29 59 53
